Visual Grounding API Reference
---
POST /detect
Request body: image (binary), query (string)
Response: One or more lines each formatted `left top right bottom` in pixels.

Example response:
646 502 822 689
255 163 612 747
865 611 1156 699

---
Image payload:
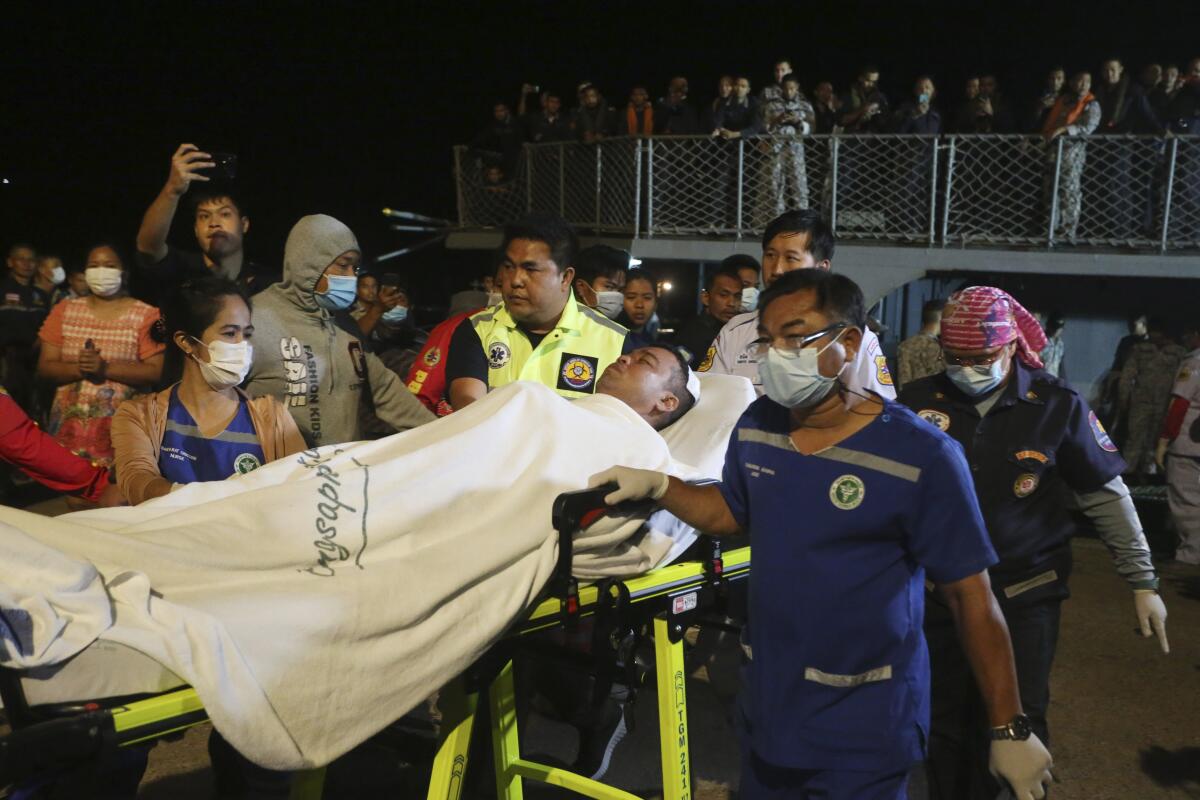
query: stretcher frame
0 487 750 799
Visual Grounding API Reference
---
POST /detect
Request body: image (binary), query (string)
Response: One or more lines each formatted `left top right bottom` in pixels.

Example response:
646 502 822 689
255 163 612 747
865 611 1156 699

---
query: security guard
594 271 1053 800
898 286 1168 800
445 212 628 409
699 209 895 405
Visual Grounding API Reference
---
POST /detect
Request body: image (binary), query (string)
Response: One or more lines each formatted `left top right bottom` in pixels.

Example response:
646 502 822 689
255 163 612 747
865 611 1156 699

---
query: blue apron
158 387 266 484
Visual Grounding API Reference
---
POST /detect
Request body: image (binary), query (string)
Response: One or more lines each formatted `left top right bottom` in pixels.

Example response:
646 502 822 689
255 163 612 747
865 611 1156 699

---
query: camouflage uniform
1119 339 1186 475
755 94 815 226
1043 99 1101 240
897 333 944 389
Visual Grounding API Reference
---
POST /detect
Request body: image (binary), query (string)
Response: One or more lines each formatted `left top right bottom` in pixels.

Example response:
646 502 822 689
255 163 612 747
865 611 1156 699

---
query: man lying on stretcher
0 343 750 773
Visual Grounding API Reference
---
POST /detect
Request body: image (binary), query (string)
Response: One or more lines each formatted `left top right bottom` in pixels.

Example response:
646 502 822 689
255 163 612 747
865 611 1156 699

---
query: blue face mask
314 274 358 311
758 329 847 409
946 358 1007 396
382 305 409 323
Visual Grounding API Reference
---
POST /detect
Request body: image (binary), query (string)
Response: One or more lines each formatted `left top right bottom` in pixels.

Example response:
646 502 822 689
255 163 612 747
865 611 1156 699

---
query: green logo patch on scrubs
829 474 865 510
234 453 263 475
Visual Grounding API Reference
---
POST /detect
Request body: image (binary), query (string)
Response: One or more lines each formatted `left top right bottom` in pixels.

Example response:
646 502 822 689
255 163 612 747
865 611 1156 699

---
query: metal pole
940 137 956 244
633 140 643 239
525 144 533 213
558 143 565 218
928 136 940 246
830 137 840 235
646 138 655 238
595 144 603 229
735 138 745 238
453 146 467 226
1160 137 1179 253
1047 137 1064 248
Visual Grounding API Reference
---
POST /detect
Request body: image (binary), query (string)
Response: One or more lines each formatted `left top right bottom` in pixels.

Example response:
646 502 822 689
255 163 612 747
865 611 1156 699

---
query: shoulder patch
1088 411 1118 453
698 345 716 373
487 341 511 369
422 346 442 368
874 355 893 386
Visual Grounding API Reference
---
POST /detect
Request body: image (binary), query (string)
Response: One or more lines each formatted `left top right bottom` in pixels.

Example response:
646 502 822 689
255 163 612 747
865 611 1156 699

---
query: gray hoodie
245 214 435 446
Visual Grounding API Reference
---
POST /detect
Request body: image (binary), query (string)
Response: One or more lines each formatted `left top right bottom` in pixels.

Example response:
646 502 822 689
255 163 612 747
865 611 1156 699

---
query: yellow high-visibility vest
468 293 628 398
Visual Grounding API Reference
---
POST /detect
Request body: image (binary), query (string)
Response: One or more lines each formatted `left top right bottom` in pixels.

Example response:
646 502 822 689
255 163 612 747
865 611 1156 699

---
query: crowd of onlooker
467 57 1200 181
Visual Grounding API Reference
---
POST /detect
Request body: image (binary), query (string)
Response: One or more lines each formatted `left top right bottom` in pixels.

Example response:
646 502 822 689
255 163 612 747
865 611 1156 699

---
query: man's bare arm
136 144 214 260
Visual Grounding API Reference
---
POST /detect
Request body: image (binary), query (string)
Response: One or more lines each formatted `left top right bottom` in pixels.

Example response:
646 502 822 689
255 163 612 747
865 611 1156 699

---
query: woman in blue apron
111 276 306 798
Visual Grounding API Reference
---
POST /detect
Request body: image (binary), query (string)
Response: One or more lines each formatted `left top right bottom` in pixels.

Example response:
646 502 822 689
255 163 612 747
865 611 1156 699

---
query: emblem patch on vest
422 346 442 368
1089 411 1118 452
558 353 598 392
487 342 511 369
917 409 950 432
234 453 262 475
829 474 865 510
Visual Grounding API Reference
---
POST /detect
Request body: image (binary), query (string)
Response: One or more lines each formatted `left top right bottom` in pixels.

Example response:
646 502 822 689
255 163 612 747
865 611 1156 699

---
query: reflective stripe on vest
469 294 627 398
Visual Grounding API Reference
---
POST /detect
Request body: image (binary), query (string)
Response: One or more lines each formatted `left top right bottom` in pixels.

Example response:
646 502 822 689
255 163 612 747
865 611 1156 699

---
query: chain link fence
456 135 1200 250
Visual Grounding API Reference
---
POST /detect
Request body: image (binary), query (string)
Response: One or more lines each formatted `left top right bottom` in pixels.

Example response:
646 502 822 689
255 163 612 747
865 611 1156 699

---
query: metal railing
454 134 1200 251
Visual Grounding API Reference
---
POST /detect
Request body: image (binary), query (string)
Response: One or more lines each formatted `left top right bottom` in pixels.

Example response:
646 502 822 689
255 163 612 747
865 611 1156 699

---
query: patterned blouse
38 297 164 466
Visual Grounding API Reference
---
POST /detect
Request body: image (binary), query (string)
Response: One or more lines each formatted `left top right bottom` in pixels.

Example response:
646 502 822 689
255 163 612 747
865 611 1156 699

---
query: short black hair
859 64 880 77
761 209 835 264
7 242 36 258
500 211 579 273
190 185 247 219
657 345 697 430
720 253 760 275
705 265 744 293
921 299 945 325
780 73 801 87
575 244 629 285
624 268 658 295
758 269 866 329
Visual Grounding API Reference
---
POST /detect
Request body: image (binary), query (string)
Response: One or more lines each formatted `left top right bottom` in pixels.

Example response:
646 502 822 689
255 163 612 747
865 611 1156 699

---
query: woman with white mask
36 244 164 466
112 276 305 505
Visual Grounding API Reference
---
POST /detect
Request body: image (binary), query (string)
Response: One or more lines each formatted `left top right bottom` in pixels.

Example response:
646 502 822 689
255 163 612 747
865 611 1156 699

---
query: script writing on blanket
296 448 371 577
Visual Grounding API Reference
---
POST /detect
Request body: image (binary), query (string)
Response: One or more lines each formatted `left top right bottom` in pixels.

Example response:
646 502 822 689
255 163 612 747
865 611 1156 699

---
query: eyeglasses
751 322 847 358
943 346 1008 368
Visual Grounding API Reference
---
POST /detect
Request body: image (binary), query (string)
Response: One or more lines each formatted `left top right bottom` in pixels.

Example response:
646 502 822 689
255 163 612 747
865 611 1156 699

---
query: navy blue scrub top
718 397 996 772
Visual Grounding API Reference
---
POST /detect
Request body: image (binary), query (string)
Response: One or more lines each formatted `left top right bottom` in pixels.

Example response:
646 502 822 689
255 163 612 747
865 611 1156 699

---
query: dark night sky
2 0 1196 293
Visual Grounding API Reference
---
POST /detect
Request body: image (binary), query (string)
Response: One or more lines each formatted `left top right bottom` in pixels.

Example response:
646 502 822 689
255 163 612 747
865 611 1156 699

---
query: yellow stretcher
0 486 750 799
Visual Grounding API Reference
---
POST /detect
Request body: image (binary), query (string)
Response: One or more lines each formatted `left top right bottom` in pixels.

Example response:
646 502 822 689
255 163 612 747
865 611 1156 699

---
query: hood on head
280 214 360 303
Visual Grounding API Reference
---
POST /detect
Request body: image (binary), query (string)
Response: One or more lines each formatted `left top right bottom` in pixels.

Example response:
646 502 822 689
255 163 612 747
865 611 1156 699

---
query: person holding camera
838 64 889 132
756 73 815 226
136 143 279 305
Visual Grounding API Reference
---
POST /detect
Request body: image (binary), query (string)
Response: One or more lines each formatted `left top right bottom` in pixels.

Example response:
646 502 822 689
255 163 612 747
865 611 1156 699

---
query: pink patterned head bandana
940 286 1048 368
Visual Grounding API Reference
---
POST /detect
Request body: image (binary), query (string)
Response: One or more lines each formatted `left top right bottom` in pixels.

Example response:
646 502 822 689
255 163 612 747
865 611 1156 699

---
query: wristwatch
990 714 1033 741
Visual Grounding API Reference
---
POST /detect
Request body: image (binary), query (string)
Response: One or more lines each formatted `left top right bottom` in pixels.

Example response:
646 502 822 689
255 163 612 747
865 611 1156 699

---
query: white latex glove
588 466 670 505
989 734 1053 800
1134 589 1169 653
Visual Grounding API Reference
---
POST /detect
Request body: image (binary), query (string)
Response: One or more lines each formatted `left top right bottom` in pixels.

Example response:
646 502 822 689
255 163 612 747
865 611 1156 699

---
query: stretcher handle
550 483 617 585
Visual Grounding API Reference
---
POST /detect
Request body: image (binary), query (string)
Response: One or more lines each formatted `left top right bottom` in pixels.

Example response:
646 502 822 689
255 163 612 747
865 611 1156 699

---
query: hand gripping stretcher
1 485 750 800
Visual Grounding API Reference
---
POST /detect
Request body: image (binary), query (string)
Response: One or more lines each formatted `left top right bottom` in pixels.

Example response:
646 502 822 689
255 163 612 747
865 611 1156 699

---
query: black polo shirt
135 245 279 305
898 362 1125 605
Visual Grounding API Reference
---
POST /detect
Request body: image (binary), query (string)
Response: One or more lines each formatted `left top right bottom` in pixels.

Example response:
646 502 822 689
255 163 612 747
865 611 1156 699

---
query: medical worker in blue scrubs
592 269 1054 800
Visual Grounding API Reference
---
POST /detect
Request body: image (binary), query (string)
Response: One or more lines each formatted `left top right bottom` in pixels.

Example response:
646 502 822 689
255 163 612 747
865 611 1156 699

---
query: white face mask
49 266 66 285
85 267 123 297
741 286 760 312
758 329 847 408
191 338 253 391
595 291 625 319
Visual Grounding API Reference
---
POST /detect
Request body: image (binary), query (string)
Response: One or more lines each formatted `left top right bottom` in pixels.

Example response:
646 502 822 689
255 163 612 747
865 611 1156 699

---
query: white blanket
0 379 751 769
